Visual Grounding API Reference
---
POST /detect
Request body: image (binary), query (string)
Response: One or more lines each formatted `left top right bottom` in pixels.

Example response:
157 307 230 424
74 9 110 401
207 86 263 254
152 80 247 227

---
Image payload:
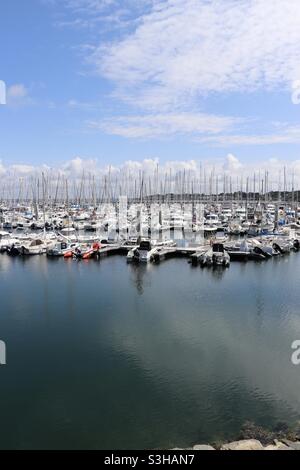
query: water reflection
128 263 152 295
1 254 300 449
207 265 228 281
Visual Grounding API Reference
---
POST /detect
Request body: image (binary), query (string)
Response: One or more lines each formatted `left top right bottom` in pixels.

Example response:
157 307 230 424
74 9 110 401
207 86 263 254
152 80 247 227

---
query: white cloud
223 154 243 173
2 155 300 184
67 98 102 110
198 125 300 146
7 84 28 99
49 0 300 144
6 84 33 106
53 0 156 30
88 113 300 146
89 112 240 138
89 0 300 110
0 160 6 177
10 164 36 175
62 0 156 16
62 156 99 175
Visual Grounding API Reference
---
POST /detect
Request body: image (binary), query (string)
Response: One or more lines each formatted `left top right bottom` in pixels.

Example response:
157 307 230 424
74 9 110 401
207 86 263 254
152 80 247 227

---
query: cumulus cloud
2 156 300 190
62 156 99 175
0 160 6 177
6 84 33 106
223 154 243 173
10 164 37 175
8 84 28 98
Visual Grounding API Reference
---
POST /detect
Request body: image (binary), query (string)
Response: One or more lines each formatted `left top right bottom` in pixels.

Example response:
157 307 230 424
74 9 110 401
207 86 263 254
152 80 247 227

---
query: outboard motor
7 245 19 257
253 246 267 259
293 239 300 251
273 243 283 254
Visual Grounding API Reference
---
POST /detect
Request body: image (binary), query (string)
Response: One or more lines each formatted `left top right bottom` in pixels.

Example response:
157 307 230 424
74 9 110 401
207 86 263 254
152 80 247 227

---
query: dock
152 246 209 263
95 243 211 264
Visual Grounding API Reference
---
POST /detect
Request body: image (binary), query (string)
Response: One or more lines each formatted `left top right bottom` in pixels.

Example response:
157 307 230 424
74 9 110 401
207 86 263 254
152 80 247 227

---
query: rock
193 445 215 451
240 421 276 445
281 439 300 450
221 439 264 450
264 442 293 451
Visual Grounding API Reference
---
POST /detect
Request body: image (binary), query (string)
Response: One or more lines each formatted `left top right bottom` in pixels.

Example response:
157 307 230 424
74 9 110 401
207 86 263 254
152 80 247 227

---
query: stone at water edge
193 445 215 450
221 439 264 450
264 442 293 451
282 440 300 450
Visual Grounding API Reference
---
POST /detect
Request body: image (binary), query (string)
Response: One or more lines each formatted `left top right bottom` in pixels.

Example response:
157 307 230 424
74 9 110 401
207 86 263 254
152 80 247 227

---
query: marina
1 187 300 449
1 191 300 267
1 191 300 449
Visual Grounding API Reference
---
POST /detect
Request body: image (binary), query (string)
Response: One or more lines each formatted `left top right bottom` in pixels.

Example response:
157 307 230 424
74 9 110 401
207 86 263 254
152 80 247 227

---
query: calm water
1 252 300 449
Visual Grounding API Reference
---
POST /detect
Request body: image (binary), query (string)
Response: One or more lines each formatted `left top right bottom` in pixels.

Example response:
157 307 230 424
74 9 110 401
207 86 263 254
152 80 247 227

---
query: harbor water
1 253 300 449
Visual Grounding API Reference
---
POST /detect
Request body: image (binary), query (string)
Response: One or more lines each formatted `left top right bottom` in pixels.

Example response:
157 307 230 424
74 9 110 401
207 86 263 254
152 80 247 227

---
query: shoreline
172 422 300 451
173 439 300 451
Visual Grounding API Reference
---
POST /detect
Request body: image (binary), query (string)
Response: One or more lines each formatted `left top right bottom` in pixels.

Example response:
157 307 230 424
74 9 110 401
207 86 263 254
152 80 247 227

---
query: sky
1 0 300 179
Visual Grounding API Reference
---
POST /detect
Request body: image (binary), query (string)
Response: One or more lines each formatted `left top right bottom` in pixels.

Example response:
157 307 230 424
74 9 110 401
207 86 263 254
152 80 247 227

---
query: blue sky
1 0 300 177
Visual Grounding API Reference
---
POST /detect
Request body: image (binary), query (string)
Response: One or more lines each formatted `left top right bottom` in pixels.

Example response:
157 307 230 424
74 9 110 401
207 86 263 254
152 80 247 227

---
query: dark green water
1 253 300 449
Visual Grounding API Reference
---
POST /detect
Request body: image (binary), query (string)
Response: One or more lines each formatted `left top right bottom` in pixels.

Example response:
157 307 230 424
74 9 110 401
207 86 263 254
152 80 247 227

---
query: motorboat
20 238 51 255
214 228 228 243
130 239 155 263
251 239 279 257
47 241 78 257
203 214 219 234
226 240 267 261
127 238 175 263
64 242 101 260
60 226 76 235
200 243 230 267
0 231 19 252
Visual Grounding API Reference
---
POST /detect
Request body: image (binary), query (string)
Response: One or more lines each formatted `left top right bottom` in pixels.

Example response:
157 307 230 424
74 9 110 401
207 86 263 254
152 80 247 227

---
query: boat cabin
139 240 152 251
212 243 225 253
